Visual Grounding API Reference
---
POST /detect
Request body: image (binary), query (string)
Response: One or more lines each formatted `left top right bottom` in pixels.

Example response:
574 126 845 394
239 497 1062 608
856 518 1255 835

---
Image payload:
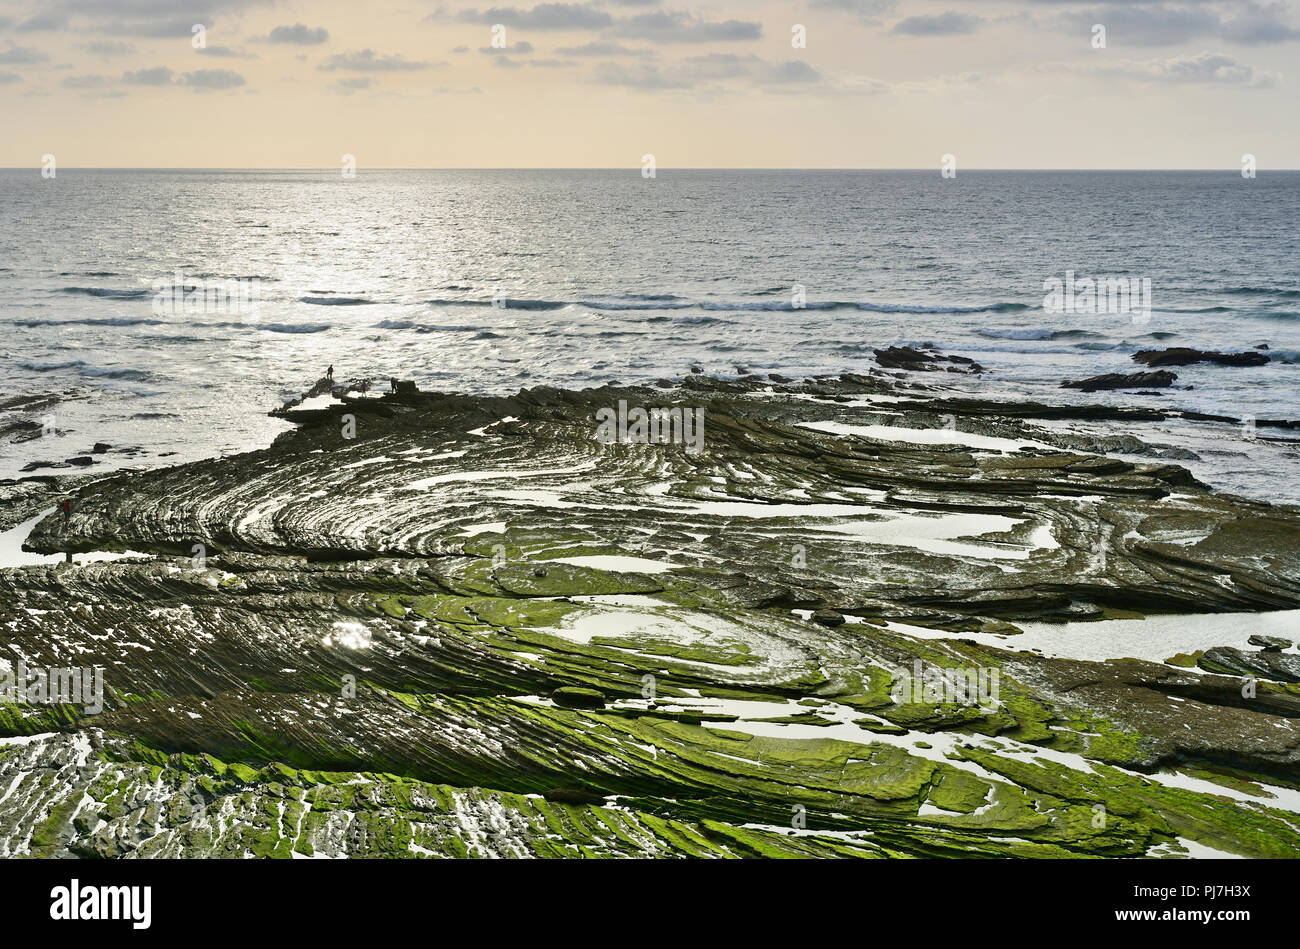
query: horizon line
4 166 1300 173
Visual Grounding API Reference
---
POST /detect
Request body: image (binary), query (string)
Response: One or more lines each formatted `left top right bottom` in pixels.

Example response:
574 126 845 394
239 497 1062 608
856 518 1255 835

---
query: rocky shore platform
2 370 1300 858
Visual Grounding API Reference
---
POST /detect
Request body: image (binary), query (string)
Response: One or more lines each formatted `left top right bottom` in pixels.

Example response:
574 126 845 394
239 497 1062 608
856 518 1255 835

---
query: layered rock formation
2 374 1299 858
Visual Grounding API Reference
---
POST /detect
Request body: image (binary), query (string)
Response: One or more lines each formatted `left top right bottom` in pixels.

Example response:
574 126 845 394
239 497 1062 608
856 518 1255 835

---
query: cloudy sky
0 0 1296 168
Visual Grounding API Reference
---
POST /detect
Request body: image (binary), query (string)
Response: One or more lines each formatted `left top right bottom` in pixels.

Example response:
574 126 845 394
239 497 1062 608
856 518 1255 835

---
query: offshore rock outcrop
1062 371 1178 392
873 345 984 374
1133 348 1270 369
3 374 1300 858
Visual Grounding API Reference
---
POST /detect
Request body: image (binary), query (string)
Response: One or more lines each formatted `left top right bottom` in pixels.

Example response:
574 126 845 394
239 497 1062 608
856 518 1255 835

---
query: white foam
550 555 678 574
798 420 1057 453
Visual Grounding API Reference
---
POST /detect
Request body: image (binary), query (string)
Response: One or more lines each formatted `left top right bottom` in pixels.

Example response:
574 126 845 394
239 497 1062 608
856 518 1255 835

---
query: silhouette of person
326 365 334 380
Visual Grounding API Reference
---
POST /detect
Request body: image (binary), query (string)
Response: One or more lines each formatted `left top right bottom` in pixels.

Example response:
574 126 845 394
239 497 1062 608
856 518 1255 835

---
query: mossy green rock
3 374 1299 858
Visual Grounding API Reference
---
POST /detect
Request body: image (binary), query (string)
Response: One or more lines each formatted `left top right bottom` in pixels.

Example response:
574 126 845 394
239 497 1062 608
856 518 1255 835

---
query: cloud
674 54 824 86
587 51 823 91
610 11 762 43
181 68 247 89
479 41 535 53
0 46 50 64
680 52 759 80
16 13 70 32
554 40 651 57
1064 5 1218 46
330 76 372 94
82 40 137 56
891 12 982 36
197 45 255 58
810 0 898 23
590 61 690 89
37 0 269 12
319 49 440 71
1109 50 1279 86
122 66 174 85
1221 1 1300 44
0 71 21 84
62 73 114 88
62 73 131 97
31 0 277 37
99 17 228 38
268 24 330 45
1056 1 1300 47
760 59 823 84
529 58 575 67
451 4 615 29
832 75 893 95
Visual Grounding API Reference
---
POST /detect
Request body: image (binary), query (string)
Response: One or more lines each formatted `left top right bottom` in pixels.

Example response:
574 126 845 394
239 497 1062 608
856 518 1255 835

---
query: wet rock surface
874 345 984 374
1062 371 1178 392
0 475 100 532
1199 647 1300 683
1133 348 1270 369
3 373 1300 858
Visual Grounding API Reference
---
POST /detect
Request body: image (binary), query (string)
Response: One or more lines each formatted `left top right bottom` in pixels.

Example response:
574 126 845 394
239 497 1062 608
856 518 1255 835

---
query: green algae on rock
2 374 1300 858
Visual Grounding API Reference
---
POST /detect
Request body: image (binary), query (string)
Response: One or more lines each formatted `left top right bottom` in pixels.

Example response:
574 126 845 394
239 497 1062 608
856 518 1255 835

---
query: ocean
2 169 1297 497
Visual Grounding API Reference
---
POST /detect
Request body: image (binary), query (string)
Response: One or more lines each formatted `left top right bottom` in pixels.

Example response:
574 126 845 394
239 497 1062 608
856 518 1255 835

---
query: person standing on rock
326 365 334 380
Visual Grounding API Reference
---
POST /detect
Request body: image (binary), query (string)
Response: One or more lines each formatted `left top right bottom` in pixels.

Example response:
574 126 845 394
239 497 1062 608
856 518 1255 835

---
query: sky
0 0 1296 168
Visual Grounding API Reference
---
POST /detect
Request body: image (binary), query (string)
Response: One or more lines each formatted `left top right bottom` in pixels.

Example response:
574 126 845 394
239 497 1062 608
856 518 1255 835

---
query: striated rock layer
2 373 1300 859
